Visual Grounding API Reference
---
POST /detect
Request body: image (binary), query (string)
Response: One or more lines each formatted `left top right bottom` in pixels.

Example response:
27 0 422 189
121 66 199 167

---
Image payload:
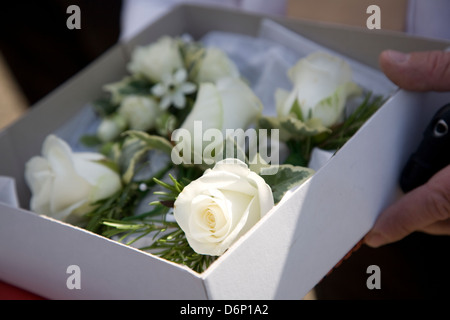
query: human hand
364 50 450 248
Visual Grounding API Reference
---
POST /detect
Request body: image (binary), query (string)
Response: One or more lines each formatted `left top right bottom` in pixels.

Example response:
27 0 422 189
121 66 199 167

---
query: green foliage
84 164 171 234
259 115 331 142
102 215 217 273
117 77 154 96
88 169 217 274
125 130 174 155
79 134 102 148
261 165 314 204
318 92 385 150
92 97 119 117
265 91 384 166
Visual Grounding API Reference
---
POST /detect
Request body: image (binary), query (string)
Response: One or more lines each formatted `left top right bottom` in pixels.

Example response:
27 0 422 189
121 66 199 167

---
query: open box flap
0 204 207 299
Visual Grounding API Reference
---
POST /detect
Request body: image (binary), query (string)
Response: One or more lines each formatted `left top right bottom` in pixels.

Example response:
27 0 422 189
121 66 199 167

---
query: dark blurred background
0 0 122 105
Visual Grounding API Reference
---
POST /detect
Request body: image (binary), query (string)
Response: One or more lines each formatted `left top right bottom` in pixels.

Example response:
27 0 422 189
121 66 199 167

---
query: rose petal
73 155 122 202
216 78 263 130
286 52 358 126
180 83 223 132
189 193 230 242
42 135 75 176
312 82 362 127
49 168 91 215
25 156 51 193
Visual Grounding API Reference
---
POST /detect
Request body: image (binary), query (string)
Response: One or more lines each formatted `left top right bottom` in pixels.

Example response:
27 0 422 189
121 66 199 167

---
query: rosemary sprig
101 215 217 273
149 173 187 209
86 163 216 273
84 164 171 234
137 220 217 273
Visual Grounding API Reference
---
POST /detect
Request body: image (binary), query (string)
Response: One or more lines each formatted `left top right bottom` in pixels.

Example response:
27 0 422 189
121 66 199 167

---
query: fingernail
364 232 386 248
386 50 409 64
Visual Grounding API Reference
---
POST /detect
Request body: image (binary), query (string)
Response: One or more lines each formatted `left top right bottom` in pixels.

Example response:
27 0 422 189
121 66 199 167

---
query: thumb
379 50 450 92
365 165 450 248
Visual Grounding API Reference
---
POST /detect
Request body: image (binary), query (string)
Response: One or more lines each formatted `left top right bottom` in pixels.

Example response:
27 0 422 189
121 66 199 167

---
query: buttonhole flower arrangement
24 36 384 273
259 51 385 167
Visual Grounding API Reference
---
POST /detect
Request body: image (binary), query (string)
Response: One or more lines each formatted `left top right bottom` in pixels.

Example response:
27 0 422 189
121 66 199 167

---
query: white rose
173 77 263 164
25 135 122 225
97 113 127 142
277 52 361 127
118 95 161 131
195 47 240 83
127 36 183 83
174 159 274 256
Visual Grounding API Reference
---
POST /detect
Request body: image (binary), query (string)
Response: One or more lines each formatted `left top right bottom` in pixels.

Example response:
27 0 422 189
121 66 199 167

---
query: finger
379 50 450 92
420 218 450 235
365 165 450 248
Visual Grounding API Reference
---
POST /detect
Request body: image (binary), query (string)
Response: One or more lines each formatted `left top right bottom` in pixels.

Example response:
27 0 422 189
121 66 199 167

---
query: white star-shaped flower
151 68 196 110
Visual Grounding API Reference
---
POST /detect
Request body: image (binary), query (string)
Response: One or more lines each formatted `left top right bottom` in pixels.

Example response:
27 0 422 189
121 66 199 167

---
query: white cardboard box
1 4 449 299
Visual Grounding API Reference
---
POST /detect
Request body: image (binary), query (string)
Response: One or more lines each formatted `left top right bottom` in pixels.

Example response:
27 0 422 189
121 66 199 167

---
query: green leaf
118 132 174 183
122 147 149 184
259 116 331 142
102 220 146 230
80 134 102 147
118 137 146 178
261 164 314 204
258 116 288 138
283 139 309 167
281 116 331 138
318 91 384 150
180 40 206 79
92 158 120 174
151 174 186 206
118 77 153 96
92 97 119 117
124 130 173 155
290 99 304 121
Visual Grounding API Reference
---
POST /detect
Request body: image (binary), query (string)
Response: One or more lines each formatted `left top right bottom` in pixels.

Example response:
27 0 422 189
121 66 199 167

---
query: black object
315 103 450 300
400 103 450 192
0 1 122 105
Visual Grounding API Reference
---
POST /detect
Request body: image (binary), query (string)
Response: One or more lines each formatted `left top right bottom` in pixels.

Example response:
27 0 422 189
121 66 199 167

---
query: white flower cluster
97 36 241 142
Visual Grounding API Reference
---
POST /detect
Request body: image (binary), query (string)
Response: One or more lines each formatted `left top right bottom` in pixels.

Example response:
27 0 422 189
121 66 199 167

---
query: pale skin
364 49 450 248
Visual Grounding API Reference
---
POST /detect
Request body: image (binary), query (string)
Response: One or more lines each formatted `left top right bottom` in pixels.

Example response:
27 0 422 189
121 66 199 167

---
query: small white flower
151 69 196 110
